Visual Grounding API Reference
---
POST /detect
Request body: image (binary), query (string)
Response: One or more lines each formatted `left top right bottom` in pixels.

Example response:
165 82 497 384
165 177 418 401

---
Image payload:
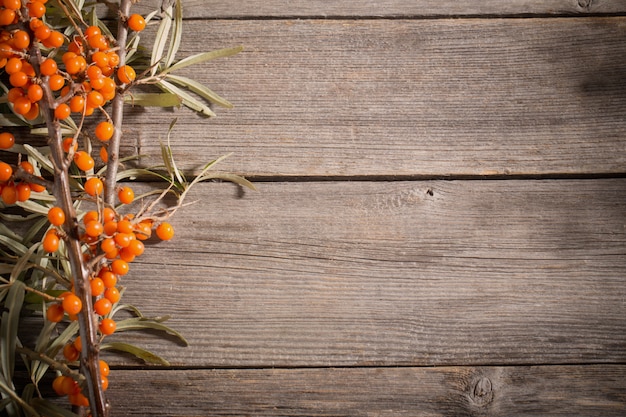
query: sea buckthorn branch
0 1 249 416
28 21 109 416
103 0 130 206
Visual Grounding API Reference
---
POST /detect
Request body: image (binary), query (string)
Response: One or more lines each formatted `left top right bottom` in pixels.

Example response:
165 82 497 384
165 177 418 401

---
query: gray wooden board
106 365 626 416
104 179 626 368
120 18 626 177
130 0 626 18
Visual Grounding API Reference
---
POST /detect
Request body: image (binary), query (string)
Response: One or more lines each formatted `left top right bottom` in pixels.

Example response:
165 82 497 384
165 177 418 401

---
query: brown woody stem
104 0 132 206
29 28 110 417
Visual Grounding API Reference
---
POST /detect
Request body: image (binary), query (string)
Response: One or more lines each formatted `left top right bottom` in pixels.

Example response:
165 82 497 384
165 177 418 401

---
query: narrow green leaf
32 397 80 417
9 243 39 283
100 342 171 365
46 321 79 358
165 0 183 67
157 79 216 117
151 5 173 75
0 232 29 256
124 93 182 107
1 281 25 387
166 73 233 108
160 46 244 75
200 172 257 191
113 317 188 346
22 144 54 174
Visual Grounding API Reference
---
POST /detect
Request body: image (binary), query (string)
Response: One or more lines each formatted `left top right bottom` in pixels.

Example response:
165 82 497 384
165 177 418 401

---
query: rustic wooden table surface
60 0 626 415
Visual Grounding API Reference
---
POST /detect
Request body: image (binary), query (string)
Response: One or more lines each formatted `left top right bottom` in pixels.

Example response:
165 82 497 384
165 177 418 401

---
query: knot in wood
469 376 494 407
577 0 593 10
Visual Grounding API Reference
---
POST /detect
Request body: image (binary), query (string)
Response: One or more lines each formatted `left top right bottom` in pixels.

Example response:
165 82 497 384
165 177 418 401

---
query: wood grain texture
105 179 626 368
121 18 626 177
130 0 626 18
107 365 626 416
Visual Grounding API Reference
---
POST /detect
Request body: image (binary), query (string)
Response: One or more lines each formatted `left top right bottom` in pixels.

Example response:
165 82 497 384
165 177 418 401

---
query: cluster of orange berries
1 0 146 179
51 358 110 407
0 131 46 203
44 199 174 406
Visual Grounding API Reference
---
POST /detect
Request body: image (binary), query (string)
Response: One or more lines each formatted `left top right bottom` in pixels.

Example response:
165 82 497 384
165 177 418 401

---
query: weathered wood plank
107 365 626 416
131 0 626 18
123 18 626 177
106 179 626 367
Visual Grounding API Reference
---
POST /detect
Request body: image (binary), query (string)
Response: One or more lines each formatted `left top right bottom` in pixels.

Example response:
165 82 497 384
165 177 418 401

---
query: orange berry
85 25 101 38
43 31 64 48
42 230 59 252
40 58 58 76
101 376 109 390
85 220 103 237
47 206 65 226
12 96 31 115
4 57 21 74
16 182 31 201
34 24 51 41
127 239 144 256
29 179 46 193
117 186 134 204
23 102 40 120
62 137 78 153
73 335 82 352
61 293 82 315
110 259 129 276
116 65 135 84
156 222 174 240
48 73 65 91
95 121 114 141
73 151 94 171
84 177 104 196
0 9 16 26
91 51 109 68
99 359 110 377
52 375 66 395
46 303 64 322
94 297 112 316
88 34 108 50
7 87 23 103
3 0 21 11
61 375 80 395
63 342 80 361
107 52 120 67
99 146 108 163
67 96 83 114
116 218 134 234
101 238 116 255
11 30 29 50
9 70 28 87
86 90 104 108
99 318 116 335
27 1 46 18
67 36 83 55
54 103 71 120
1 183 17 205
90 277 105 297
103 207 117 222
100 270 117 288
19 161 34 174
127 14 146 32
0 132 14 149
114 232 132 248
69 392 89 407
27 84 43 102
83 210 99 225
0 161 12 181
104 287 120 303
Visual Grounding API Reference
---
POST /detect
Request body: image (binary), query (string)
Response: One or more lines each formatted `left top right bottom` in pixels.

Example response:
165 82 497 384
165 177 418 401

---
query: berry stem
29 24 110 417
104 0 132 206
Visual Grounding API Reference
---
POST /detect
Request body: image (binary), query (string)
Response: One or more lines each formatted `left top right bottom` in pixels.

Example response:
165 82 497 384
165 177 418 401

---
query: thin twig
104 0 133 206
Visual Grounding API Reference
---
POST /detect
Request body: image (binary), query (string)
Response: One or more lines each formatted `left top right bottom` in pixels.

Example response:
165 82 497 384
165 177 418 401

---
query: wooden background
36 0 626 415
